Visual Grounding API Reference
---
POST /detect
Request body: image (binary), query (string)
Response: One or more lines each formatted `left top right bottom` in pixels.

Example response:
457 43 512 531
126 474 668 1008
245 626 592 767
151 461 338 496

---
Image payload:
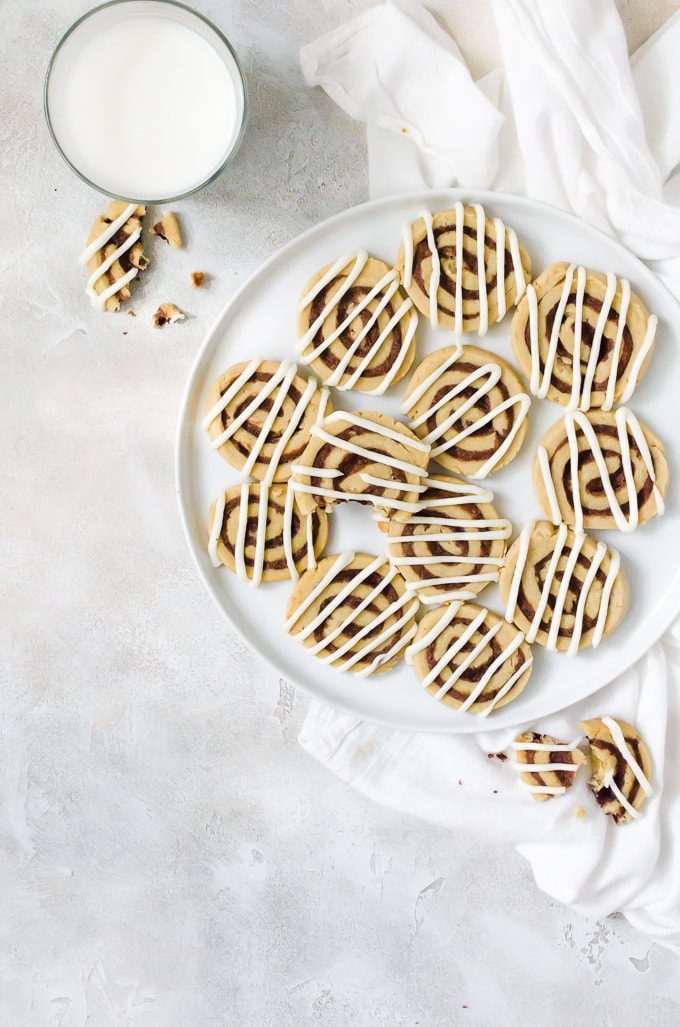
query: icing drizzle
402 344 530 478
401 204 526 332
78 202 141 311
405 602 532 716
376 477 512 603
504 522 621 655
525 265 657 411
537 407 665 533
203 358 328 484
297 251 418 395
208 483 315 585
285 552 419 677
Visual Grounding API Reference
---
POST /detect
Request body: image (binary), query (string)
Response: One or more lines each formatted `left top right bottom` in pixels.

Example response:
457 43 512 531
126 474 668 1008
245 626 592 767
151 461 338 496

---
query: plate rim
175 186 680 733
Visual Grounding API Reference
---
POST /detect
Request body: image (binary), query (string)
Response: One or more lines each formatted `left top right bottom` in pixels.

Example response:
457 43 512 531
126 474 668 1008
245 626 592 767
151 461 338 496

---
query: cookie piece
152 302 184 327
285 551 419 676
534 408 668 533
580 717 653 824
512 732 586 802
377 475 512 605
79 201 148 311
511 262 657 411
151 212 182 249
203 359 331 483
208 482 327 585
290 409 430 522
499 521 629 653
406 602 533 715
296 253 418 394
395 203 531 333
402 344 530 477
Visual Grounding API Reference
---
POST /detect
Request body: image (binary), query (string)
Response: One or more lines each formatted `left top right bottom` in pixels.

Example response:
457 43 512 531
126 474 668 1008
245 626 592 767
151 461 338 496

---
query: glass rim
44 0 248 204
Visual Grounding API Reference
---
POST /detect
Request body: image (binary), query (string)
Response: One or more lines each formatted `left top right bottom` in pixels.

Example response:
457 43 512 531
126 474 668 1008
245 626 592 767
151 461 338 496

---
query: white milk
47 9 244 200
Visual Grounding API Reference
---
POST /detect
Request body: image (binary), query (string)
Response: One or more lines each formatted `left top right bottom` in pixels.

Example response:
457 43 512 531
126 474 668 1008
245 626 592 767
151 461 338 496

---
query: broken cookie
152 211 182 249
80 201 149 312
152 303 185 328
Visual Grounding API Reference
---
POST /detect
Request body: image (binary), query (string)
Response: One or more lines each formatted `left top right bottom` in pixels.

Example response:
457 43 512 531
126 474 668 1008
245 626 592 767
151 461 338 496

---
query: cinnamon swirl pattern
512 733 586 802
208 482 328 585
402 344 531 477
79 201 149 311
405 603 533 715
534 408 668 533
376 475 512 604
580 717 653 824
499 521 629 653
203 359 330 483
290 410 430 521
395 204 531 332
511 263 657 411
296 253 418 394
285 551 419 676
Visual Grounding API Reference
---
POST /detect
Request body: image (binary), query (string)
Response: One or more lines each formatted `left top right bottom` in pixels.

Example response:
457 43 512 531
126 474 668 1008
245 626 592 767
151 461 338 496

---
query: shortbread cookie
511 263 657 410
395 203 531 332
512 732 586 802
377 475 512 605
290 410 430 521
402 344 530 477
499 521 629 653
208 482 328 584
406 602 533 715
296 253 418 394
203 359 331 483
534 408 668 533
580 717 653 824
285 551 419 676
79 201 148 311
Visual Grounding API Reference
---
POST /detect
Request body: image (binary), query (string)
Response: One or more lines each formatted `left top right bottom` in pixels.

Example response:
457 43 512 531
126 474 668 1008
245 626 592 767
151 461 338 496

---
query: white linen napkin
299 0 680 952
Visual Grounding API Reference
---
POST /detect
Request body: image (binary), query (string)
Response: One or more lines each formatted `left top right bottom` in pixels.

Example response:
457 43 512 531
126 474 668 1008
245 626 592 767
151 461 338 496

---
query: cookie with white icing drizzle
511 262 657 411
296 253 418 394
290 409 430 522
203 359 331 483
207 482 328 585
376 475 512 605
406 602 533 715
402 344 530 478
79 201 149 312
533 408 668 533
285 551 419 677
395 203 531 333
580 717 652 824
512 732 586 802
498 521 629 653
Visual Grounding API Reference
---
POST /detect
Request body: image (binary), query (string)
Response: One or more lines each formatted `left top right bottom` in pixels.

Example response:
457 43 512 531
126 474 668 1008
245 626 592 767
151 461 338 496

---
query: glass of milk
45 0 247 202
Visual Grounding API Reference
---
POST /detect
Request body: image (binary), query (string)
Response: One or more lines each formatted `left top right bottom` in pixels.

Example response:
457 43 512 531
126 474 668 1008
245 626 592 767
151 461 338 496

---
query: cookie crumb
152 303 185 328
128 310 136 317
487 752 508 762
573 805 586 820
191 271 206 289
152 212 182 249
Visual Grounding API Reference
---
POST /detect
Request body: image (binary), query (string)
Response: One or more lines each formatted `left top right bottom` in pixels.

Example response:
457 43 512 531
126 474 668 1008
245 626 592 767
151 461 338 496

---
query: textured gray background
2 1 680 1024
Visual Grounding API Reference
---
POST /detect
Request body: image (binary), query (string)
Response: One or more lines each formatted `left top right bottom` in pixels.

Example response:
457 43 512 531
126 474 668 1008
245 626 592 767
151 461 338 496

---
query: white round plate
176 189 680 733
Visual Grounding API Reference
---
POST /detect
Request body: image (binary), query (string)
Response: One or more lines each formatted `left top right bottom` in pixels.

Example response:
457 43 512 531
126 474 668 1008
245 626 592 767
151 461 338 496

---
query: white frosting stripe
601 716 653 797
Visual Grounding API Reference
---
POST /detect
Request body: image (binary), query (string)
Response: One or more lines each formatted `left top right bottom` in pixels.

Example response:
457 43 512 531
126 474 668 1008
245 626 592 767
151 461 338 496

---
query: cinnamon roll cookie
402 344 530 477
285 552 419 676
290 410 430 521
376 475 512 605
511 263 658 410
79 201 149 311
534 408 668 533
499 521 629 653
512 733 586 802
203 359 330 483
208 482 328 585
406 602 533 715
296 252 418 394
580 717 653 824
395 203 531 332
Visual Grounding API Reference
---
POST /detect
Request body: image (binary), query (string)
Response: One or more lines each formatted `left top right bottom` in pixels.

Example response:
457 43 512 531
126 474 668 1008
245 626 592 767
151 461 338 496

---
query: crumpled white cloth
299 0 680 952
